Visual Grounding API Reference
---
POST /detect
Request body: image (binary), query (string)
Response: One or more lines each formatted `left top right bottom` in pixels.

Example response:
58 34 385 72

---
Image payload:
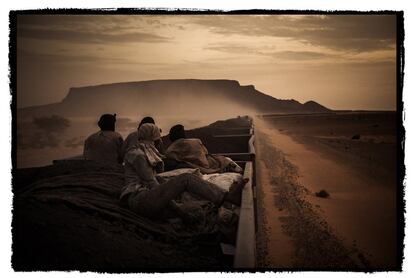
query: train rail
210 118 256 268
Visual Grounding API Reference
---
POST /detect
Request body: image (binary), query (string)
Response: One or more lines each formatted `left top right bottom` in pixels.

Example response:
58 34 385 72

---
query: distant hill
18 79 330 118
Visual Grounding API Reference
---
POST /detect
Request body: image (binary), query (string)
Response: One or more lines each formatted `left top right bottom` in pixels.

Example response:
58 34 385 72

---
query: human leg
127 180 187 218
165 173 247 206
128 173 246 218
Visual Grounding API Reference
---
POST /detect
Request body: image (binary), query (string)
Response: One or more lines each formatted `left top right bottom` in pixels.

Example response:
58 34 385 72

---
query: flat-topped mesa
63 79 242 102
20 79 330 118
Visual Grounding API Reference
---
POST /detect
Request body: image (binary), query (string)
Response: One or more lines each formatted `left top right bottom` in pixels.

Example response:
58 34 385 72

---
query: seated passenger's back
166 138 210 168
83 114 123 165
84 130 123 165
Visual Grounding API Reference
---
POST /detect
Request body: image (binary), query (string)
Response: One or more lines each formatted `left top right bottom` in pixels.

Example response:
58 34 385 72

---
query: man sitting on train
165 124 243 174
83 114 124 165
121 123 246 219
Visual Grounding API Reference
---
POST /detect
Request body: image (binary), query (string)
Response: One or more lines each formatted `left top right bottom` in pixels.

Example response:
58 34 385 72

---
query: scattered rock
315 190 330 198
351 134 360 140
358 252 371 268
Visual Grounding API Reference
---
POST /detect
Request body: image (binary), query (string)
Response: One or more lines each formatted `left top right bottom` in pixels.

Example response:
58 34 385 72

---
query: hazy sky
16 14 397 110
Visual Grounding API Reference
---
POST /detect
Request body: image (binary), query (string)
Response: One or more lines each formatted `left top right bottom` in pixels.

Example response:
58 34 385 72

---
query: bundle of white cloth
156 168 243 191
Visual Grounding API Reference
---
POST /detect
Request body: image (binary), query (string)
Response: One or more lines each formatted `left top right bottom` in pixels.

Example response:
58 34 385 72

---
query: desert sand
254 112 398 269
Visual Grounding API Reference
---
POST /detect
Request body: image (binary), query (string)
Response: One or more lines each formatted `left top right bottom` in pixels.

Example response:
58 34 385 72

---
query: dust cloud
17 110 253 168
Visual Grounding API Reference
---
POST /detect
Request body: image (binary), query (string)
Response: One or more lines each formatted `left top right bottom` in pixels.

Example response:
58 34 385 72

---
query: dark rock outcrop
18 79 330 118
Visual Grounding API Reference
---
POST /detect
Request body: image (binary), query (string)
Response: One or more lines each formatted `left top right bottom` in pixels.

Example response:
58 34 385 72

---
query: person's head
138 123 161 143
169 124 186 142
98 114 116 131
138 116 155 128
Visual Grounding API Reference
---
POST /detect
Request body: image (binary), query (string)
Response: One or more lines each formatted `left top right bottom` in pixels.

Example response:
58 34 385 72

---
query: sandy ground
254 112 397 269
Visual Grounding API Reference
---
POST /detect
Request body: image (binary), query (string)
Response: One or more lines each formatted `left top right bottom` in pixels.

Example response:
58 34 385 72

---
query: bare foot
225 178 249 206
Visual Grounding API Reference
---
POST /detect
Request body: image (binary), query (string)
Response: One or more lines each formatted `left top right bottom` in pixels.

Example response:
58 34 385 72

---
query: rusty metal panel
234 161 256 268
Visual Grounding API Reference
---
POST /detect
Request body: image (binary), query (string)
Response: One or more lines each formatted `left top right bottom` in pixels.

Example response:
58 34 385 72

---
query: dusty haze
15 13 398 167
16 14 397 110
16 114 244 168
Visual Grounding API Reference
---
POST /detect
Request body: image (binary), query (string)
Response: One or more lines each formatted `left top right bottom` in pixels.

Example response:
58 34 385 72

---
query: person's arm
155 160 164 174
197 139 210 155
155 138 166 155
117 135 124 164
83 137 90 158
133 154 160 188
121 133 133 160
